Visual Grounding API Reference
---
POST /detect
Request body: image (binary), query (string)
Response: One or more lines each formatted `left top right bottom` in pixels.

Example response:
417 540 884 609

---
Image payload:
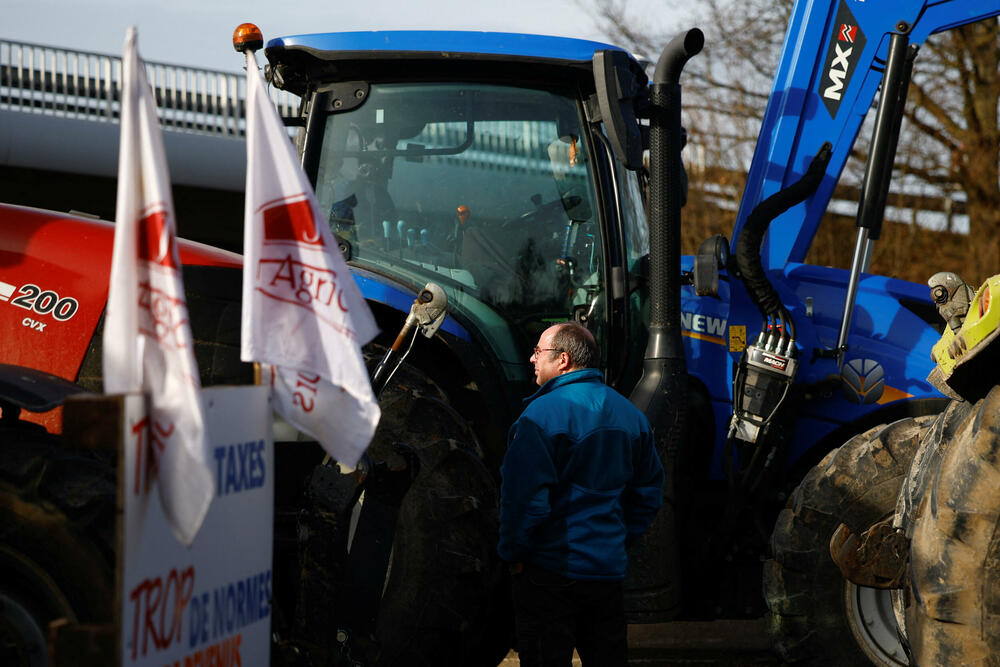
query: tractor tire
293 349 511 667
0 426 115 667
374 438 510 667
905 385 1000 665
764 416 934 666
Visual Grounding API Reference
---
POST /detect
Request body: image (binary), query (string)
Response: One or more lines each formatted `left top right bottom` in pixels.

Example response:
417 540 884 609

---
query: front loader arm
732 0 1000 272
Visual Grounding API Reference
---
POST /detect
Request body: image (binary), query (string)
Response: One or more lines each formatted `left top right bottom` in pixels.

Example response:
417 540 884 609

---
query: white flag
241 51 380 468
103 27 213 546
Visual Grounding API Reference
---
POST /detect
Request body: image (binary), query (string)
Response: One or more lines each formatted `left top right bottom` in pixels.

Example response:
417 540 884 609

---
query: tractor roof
266 30 626 62
264 31 635 95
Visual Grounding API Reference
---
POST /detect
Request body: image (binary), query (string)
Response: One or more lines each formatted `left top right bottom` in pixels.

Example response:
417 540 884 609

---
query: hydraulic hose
735 143 832 318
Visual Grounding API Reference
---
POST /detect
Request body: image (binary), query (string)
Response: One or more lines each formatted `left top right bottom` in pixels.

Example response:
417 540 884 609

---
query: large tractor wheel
0 426 115 667
764 416 933 665
292 349 511 667
905 385 1000 665
374 438 510 666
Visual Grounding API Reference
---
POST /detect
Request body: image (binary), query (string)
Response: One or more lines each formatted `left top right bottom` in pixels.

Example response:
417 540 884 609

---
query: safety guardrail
0 39 299 137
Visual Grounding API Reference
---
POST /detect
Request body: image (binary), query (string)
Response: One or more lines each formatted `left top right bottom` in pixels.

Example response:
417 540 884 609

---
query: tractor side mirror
693 234 730 297
593 50 646 171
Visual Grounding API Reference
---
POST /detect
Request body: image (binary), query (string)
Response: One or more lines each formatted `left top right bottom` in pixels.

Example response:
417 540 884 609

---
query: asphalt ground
500 619 780 666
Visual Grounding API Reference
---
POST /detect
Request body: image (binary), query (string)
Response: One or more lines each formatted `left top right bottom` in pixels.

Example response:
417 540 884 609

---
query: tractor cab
265 31 652 388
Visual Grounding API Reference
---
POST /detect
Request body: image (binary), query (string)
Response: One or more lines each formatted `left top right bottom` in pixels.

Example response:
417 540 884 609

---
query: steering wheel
501 195 582 230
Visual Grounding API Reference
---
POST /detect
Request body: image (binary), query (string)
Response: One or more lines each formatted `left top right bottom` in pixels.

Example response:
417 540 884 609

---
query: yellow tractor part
928 275 1000 400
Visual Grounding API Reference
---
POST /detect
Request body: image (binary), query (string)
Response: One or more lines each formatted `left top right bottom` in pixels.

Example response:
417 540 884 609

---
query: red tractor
0 204 244 665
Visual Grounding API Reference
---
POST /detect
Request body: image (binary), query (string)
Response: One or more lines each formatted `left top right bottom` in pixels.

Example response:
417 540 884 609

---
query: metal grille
0 39 299 136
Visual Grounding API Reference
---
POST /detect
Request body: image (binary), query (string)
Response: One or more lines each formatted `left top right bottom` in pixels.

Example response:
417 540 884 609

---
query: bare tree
901 20 1000 279
591 0 1000 284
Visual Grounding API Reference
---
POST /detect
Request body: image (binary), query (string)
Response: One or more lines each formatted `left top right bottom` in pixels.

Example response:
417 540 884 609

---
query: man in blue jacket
499 321 664 667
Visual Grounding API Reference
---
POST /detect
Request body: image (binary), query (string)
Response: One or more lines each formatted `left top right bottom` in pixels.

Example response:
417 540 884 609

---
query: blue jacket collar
523 368 605 405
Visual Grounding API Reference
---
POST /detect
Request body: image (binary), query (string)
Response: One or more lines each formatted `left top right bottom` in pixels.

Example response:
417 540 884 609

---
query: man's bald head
549 321 599 370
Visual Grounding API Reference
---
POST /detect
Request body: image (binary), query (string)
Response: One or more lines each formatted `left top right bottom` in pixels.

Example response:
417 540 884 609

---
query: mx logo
821 1 866 117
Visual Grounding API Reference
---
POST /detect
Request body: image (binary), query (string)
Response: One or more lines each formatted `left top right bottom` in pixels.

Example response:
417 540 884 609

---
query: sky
3 0 682 73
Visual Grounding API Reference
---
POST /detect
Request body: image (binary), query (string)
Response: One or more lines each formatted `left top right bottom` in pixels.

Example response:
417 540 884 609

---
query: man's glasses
533 347 563 355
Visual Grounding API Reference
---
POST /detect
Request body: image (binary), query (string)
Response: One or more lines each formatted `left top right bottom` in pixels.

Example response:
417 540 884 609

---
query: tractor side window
620 167 650 273
314 82 605 350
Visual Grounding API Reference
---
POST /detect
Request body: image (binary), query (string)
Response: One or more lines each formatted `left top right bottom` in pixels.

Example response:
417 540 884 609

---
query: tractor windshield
314 82 604 355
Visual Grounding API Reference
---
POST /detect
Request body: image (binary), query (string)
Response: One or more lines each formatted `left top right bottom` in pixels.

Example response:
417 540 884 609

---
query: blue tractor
250 1 1000 664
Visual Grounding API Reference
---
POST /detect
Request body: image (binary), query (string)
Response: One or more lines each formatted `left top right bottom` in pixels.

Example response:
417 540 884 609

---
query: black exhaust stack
626 28 703 622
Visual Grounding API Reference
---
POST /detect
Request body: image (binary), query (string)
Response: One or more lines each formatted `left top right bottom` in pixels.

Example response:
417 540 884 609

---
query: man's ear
558 352 572 373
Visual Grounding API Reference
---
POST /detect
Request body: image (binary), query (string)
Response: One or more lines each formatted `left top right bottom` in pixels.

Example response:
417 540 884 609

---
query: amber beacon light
233 23 264 53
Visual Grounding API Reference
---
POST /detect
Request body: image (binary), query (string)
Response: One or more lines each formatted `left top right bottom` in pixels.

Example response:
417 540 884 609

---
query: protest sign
119 385 272 667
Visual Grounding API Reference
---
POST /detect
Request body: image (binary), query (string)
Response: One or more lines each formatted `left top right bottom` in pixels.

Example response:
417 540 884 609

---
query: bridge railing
0 39 300 137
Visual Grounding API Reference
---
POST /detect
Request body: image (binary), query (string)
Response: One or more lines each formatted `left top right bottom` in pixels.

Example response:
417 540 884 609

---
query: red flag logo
137 209 179 268
262 196 325 246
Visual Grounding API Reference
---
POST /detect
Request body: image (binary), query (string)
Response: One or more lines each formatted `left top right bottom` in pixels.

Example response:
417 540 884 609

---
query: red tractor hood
0 203 242 386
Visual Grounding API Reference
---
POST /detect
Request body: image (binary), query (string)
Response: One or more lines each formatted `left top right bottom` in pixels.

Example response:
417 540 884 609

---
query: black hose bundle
735 143 833 319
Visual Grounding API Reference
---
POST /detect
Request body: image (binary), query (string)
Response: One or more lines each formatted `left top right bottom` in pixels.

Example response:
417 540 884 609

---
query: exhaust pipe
626 28 703 622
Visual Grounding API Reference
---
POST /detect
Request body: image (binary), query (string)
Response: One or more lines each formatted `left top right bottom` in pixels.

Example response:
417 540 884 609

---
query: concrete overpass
0 39 299 251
